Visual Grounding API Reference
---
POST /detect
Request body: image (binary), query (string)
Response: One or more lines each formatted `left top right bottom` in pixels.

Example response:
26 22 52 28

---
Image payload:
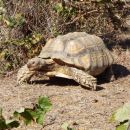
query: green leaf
22 109 34 125
110 112 116 122
27 110 37 118
34 108 45 125
14 13 25 27
0 119 7 130
0 108 19 130
14 108 34 125
0 96 52 128
61 122 69 130
34 96 52 125
53 3 64 14
13 96 52 126
0 108 7 130
113 103 130 122
61 122 76 130
36 114 45 125
116 122 128 130
5 17 17 28
38 96 52 111
6 120 20 128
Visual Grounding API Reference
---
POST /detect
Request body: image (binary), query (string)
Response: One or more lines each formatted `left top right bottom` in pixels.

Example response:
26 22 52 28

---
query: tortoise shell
39 32 114 76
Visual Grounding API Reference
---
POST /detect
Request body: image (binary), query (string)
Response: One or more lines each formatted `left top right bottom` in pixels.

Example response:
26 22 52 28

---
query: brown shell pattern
39 32 114 74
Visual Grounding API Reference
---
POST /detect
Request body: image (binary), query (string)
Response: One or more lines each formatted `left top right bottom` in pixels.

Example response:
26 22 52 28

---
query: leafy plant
3 14 25 28
0 108 19 130
14 96 52 126
110 103 130 130
0 96 52 129
0 0 6 21
53 2 76 18
61 122 76 130
53 3 64 14
0 32 43 74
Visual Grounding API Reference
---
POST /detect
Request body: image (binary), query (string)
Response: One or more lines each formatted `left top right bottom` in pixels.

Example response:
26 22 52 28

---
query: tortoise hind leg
100 65 116 82
46 66 97 90
106 66 116 82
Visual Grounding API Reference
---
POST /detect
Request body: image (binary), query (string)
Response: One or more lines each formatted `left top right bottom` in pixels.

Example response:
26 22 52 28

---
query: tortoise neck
42 59 59 72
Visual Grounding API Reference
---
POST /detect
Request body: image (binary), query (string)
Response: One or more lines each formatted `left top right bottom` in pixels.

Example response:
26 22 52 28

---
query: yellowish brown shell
39 32 114 76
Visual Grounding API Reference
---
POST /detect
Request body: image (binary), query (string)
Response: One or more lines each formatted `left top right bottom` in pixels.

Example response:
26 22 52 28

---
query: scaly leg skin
17 64 36 84
69 67 97 90
46 67 97 90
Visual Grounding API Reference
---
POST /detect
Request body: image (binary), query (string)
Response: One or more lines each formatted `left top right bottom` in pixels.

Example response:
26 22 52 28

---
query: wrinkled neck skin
36 58 60 72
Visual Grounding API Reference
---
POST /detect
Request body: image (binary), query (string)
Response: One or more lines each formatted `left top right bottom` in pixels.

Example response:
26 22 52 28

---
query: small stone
92 99 98 103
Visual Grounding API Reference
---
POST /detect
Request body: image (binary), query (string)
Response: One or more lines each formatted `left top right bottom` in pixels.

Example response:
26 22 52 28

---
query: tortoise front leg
67 67 97 90
17 64 36 84
46 66 97 90
17 57 54 84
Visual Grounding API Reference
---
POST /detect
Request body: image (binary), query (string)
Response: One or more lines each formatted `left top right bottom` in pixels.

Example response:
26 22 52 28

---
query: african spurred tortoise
17 32 114 90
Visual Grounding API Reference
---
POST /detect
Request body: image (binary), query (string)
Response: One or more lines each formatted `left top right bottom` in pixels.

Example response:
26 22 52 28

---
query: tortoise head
27 57 47 71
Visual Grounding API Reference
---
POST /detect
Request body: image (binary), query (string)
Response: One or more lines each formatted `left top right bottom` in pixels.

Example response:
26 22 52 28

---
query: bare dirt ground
0 49 130 130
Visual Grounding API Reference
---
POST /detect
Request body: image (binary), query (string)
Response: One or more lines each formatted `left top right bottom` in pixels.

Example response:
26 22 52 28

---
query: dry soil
0 49 130 130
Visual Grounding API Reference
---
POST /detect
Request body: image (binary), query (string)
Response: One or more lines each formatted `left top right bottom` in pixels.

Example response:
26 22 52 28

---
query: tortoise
17 32 114 90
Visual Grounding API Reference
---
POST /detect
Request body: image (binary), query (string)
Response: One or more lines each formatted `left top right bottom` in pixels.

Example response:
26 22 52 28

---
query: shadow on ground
31 77 79 86
107 39 130 50
97 64 130 84
113 64 130 78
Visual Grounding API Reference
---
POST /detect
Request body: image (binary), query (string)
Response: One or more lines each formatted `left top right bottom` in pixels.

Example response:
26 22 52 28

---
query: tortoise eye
31 61 35 65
